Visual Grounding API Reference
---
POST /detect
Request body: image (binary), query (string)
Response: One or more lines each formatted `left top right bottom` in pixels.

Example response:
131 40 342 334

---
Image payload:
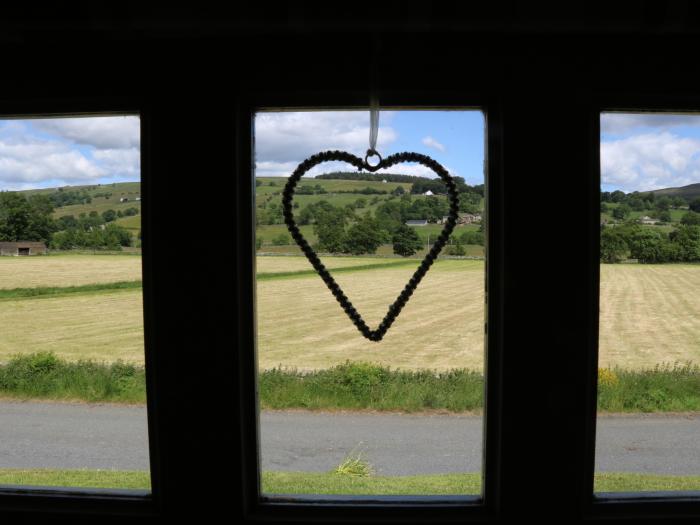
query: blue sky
255 110 485 186
601 113 700 193
0 116 140 191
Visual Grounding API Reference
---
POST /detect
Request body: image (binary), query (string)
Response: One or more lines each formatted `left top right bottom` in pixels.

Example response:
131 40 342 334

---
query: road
2 402 700 477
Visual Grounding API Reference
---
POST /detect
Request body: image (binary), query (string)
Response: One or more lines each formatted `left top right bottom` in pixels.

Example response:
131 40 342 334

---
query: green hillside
651 183 700 202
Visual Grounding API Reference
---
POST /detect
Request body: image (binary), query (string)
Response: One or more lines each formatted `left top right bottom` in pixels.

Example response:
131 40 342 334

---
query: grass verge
261 472 700 495
260 362 484 412
0 469 150 490
0 353 146 403
260 361 700 413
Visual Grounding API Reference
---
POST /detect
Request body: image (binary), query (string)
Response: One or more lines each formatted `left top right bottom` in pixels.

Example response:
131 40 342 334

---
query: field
0 254 144 364
1 254 699 372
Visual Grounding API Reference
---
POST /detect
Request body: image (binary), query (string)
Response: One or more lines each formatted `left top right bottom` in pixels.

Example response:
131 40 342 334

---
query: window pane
254 110 486 498
0 116 150 492
597 112 700 493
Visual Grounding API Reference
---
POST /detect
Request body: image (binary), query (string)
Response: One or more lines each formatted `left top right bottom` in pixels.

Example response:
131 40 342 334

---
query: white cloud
422 136 446 152
601 113 700 135
255 111 397 164
601 132 700 191
0 139 105 189
32 116 140 149
92 147 140 178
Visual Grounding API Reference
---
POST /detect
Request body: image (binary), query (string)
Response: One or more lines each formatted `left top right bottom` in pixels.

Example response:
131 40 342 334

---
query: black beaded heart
282 150 460 342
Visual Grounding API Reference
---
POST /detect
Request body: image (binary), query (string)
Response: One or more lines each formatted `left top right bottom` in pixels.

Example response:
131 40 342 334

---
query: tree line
601 222 700 263
0 192 135 250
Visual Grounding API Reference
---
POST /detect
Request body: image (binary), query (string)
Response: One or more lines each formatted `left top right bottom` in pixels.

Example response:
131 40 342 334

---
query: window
252 109 487 499
0 115 151 494
4 7 700 524
596 111 700 494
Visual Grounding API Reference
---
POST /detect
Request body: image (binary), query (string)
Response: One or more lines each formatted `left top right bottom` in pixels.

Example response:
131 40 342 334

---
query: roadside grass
259 362 483 412
0 353 146 403
598 362 700 412
0 469 150 490
261 471 700 495
261 361 700 413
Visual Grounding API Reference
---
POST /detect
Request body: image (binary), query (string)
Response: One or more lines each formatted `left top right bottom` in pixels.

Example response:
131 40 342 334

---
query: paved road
2 402 700 477
0 401 150 470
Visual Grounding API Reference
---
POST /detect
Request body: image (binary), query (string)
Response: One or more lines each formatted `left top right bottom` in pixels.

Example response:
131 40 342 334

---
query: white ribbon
369 94 379 153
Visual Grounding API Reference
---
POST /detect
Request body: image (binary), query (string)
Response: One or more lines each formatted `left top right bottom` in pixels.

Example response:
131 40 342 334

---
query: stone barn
0 241 47 256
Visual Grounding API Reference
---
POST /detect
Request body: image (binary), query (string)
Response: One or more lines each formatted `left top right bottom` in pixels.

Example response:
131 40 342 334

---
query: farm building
0 241 47 256
639 216 657 225
406 219 428 226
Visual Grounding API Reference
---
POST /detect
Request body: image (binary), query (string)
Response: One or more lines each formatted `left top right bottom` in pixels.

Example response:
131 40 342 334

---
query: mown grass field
257 257 486 371
0 254 144 364
0 253 141 289
1 254 699 372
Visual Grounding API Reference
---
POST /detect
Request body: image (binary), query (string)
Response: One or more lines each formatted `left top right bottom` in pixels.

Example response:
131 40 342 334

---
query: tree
0 192 55 242
681 211 700 226
102 209 117 222
690 198 700 213
600 228 628 263
670 225 700 261
612 204 631 220
313 205 348 253
342 216 385 255
446 239 466 256
392 224 423 256
391 186 405 196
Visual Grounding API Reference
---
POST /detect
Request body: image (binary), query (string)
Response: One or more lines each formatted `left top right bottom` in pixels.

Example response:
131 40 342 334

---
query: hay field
0 254 142 289
0 254 145 364
257 258 700 371
0 290 144 364
257 259 486 371
599 264 700 369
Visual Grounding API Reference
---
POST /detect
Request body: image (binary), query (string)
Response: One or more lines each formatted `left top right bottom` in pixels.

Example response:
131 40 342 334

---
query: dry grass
599 264 700 369
0 255 142 289
0 290 144 364
256 259 485 371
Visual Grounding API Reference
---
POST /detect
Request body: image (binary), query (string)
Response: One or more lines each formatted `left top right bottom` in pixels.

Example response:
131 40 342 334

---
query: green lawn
0 469 150 490
261 471 700 496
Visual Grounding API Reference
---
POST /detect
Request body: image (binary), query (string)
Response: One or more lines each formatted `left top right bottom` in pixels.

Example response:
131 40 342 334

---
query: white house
423 190 434 196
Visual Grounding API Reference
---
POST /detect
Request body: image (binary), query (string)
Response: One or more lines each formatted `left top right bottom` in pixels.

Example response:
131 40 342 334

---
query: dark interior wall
1 4 700 523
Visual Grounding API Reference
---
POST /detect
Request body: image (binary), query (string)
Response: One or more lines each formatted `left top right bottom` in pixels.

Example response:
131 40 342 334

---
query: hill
650 183 700 202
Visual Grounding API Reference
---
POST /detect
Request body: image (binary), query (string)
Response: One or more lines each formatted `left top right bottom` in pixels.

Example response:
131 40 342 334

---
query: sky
3 111 698 195
601 113 700 193
255 110 486 186
0 116 140 191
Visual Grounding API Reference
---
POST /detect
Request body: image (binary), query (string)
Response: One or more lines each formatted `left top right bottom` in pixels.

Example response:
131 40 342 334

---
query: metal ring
364 149 382 169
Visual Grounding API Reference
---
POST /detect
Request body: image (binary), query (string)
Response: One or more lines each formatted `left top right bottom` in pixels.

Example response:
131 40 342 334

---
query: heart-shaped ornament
282 150 460 342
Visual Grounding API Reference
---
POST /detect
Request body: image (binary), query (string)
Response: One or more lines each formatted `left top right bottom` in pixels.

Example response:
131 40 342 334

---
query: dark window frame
235 92 504 523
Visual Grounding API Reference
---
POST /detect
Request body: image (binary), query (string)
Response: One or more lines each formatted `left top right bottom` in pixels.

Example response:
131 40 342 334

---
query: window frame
235 91 504 522
0 103 160 519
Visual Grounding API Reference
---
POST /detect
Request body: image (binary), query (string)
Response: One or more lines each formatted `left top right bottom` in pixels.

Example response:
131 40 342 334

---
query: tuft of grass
332 445 374 477
0 352 146 403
